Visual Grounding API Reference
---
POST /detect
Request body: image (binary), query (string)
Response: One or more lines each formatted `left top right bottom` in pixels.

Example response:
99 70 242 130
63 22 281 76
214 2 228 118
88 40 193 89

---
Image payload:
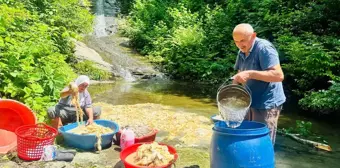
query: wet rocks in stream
98 102 213 148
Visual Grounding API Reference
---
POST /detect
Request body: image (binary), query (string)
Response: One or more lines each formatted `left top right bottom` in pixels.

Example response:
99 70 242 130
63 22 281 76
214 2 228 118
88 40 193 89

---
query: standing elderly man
232 23 286 144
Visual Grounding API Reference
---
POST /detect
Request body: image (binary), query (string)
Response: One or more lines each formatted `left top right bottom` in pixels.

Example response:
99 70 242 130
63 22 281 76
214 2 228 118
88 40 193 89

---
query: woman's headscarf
75 75 90 86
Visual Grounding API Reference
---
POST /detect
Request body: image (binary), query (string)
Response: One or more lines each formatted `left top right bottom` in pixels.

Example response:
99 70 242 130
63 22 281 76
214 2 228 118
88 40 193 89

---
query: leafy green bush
156 5 206 80
0 0 94 121
73 60 111 81
300 80 340 114
123 0 174 54
278 34 339 94
0 0 94 63
0 4 77 121
124 4 237 83
19 0 93 35
122 0 340 114
115 0 134 15
286 120 313 137
281 120 327 143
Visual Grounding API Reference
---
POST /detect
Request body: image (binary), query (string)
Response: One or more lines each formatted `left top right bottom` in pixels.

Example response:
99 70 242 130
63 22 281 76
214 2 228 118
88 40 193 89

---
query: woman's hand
69 82 79 94
60 82 78 98
86 118 94 125
85 108 94 126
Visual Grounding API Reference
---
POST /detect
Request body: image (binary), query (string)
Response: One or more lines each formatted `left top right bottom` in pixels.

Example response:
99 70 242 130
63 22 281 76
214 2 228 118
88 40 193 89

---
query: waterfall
93 0 107 37
117 66 136 82
93 0 120 37
92 0 136 82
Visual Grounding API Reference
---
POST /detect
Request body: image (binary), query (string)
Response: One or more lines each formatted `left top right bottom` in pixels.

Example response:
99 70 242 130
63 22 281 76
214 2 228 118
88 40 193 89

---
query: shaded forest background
115 0 340 117
0 0 339 121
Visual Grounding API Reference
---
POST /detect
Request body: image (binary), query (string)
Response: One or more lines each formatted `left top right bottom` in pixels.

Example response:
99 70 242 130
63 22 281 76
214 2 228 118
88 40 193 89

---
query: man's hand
232 71 251 84
86 118 94 126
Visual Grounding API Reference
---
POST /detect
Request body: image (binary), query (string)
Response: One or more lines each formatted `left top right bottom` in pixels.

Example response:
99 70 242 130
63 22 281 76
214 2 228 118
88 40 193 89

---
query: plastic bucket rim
0 99 37 120
213 121 270 136
118 128 158 139
215 120 267 130
135 129 158 140
216 84 252 121
216 84 251 104
0 99 37 132
58 119 120 150
212 127 270 136
15 123 57 161
58 119 120 137
15 123 58 140
120 142 178 168
216 84 251 98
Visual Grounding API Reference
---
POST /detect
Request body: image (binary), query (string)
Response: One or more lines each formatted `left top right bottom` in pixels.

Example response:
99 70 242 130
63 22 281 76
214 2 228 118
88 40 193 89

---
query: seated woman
48 75 101 129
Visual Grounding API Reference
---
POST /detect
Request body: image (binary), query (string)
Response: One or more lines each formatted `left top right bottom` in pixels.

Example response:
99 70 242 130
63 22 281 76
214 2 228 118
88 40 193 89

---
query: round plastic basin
0 129 17 154
0 99 36 132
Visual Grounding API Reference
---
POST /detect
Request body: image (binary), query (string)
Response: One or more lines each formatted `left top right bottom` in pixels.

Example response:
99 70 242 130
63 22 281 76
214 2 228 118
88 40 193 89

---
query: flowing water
92 0 119 37
218 97 249 128
93 0 107 37
88 79 217 118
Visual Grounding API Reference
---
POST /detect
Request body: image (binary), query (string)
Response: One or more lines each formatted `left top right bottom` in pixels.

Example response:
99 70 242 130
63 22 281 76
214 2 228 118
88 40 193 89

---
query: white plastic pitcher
120 128 135 150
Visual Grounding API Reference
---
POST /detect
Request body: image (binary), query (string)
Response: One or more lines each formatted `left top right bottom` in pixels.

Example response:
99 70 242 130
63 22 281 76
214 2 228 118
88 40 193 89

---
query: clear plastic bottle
120 128 135 150
40 145 57 161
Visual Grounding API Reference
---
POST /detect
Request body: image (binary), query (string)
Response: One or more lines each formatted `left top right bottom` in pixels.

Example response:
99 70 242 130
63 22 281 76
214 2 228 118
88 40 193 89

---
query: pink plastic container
120 128 135 150
0 129 17 154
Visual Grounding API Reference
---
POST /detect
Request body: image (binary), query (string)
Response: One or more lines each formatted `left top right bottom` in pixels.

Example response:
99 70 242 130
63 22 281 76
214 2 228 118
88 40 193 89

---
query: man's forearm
248 70 284 82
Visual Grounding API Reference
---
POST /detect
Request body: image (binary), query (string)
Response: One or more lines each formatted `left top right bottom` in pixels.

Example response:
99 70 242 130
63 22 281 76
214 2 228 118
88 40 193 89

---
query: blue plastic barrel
59 119 119 151
210 121 274 168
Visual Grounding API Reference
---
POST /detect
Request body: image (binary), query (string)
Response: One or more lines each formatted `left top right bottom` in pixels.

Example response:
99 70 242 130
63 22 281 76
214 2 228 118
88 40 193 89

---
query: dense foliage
280 120 327 143
74 60 111 81
115 0 134 15
0 0 94 121
119 0 340 115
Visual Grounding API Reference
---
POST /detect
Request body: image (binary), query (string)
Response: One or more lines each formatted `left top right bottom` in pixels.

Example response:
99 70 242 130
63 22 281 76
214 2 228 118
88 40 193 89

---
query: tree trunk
277 130 332 152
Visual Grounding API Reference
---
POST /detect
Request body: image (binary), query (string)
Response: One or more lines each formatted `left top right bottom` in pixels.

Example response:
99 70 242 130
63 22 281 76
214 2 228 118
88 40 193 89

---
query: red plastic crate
15 123 57 161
